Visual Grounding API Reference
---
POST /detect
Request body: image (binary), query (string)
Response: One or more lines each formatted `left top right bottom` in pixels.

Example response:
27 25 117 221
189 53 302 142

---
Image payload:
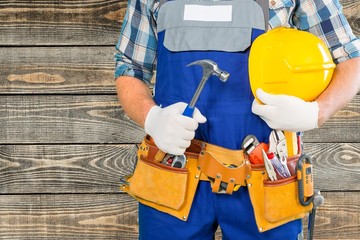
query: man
115 0 360 239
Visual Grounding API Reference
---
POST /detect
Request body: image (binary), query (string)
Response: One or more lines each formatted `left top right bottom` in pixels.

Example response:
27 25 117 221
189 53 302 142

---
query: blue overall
139 0 302 239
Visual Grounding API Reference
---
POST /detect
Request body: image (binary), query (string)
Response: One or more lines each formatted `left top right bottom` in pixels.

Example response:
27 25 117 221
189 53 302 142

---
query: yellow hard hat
249 27 336 102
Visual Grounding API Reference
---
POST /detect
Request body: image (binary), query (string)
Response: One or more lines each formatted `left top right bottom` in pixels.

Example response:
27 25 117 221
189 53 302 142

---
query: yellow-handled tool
284 131 298 156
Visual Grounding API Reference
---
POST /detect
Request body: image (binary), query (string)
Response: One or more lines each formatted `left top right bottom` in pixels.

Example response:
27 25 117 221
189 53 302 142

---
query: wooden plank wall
0 0 359 239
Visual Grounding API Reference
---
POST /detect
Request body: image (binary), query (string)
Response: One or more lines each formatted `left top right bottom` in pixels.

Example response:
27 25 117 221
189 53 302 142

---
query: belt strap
140 135 252 194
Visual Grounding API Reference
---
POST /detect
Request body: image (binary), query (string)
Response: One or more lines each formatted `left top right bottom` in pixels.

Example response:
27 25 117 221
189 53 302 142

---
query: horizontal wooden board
0 193 138 240
0 0 357 46
1 95 358 144
304 143 360 191
0 0 126 46
0 47 116 94
0 144 137 194
1 46 360 101
0 143 358 194
0 95 145 144
0 192 358 239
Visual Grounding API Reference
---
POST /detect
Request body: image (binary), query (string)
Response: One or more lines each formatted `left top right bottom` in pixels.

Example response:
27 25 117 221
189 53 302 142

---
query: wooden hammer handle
154 150 166 162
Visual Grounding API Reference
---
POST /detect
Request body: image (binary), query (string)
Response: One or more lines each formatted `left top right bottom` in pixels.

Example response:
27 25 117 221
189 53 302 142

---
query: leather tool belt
120 135 313 232
197 142 251 194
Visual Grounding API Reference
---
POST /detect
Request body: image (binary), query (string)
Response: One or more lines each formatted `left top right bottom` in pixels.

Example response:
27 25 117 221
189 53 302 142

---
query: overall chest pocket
157 0 266 53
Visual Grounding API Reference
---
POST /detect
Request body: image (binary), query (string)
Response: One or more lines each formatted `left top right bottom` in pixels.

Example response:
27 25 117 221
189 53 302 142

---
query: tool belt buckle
198 148 252 194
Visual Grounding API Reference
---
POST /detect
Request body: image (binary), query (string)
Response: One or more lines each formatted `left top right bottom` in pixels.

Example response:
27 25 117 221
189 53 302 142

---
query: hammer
154 59 230 162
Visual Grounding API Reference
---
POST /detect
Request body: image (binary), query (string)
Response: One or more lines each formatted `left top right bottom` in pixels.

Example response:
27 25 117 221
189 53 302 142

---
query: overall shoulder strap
255 0 269 31
159 0 167 8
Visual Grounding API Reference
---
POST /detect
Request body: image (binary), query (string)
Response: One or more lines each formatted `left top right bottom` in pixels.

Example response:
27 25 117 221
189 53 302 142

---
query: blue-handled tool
154 59 230 163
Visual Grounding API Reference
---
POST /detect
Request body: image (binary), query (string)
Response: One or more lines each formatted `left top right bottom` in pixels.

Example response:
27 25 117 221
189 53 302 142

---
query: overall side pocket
247 155 313 232
263 176 311 223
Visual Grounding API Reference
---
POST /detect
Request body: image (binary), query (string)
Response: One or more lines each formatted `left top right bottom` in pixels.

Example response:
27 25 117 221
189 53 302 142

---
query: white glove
251 89 319 132
144 102 207 155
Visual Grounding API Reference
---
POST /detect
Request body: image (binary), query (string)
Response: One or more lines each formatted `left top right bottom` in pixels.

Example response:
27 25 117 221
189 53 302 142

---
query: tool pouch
120 135 203 221
197 143 251 194
247 155 313 232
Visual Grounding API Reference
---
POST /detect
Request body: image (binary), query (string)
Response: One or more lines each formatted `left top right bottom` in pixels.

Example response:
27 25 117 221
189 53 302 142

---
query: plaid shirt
115 0 360 83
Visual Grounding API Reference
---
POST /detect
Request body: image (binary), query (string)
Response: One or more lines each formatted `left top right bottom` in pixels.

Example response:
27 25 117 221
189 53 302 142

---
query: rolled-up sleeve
293 0 360 64
114 0 158 84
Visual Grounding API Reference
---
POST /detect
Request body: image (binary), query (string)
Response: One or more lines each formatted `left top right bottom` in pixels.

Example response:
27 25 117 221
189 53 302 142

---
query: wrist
315 100 330 128
310 101 320 129
144 105 161 134
137 101 157 128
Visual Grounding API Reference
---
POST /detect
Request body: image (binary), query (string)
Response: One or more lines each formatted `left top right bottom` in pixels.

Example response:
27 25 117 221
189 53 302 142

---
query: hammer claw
187 59 230 109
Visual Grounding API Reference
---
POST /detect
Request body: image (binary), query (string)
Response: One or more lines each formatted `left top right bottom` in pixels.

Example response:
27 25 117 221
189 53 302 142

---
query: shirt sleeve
114 0 158 84
293 0 360 64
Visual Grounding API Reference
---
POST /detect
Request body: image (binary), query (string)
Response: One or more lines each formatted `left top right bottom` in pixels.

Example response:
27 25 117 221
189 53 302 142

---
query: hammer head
187 59 230 82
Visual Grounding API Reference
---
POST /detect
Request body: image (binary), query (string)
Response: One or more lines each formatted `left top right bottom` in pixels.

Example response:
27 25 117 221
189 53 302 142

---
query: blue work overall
139 0 302 239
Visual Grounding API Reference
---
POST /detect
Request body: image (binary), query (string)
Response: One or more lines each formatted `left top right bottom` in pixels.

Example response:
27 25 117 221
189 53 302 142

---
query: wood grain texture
0 144 138 194
0 143 358 194
0 47 116 94
341 0 360 36
0 95 145 144
313 191 360 240
0 194 138 240
0 0 357 46
303 143 360 191
0 0 358 239
0 95 358 144
0 0 126 46
0 192 358 240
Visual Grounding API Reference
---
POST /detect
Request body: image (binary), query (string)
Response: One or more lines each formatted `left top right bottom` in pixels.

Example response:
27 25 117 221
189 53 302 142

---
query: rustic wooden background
0 0 359 239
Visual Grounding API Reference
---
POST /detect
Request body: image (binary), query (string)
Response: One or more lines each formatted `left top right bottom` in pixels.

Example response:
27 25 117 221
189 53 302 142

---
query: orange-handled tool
296 153 314 206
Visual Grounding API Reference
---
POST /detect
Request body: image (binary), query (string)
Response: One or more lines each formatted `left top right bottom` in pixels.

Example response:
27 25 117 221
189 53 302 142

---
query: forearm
316 57 360 127
116 76 156 128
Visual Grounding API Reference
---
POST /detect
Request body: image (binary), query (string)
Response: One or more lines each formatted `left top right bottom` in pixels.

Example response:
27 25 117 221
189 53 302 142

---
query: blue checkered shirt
115 0 360 83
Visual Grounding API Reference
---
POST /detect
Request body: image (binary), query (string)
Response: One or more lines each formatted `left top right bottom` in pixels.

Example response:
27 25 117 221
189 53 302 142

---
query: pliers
262 149 277 181
269 130 288 159
268 130 291 178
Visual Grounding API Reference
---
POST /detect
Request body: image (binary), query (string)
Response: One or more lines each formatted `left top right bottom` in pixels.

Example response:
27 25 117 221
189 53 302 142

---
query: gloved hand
252 89 319 132
144 102 207 155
